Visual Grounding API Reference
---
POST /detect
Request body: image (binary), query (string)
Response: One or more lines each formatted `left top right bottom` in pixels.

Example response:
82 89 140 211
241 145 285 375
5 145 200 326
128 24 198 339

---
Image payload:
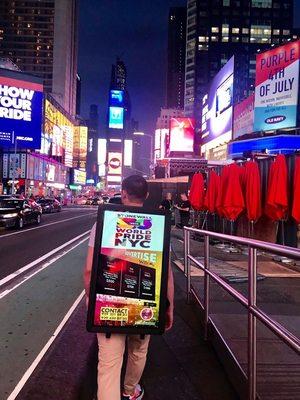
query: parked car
37 198 62 213
0 199 42 229
86 197 103 206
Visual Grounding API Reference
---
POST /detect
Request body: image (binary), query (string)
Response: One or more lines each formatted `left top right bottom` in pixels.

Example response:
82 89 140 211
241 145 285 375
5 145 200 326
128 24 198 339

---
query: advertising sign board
109 90 124 107
233 94 255 139
108 152 122 175
87 205 171 334
168 118 195 155
254 40 300 131
201 56 234 145
109 106 124 130
0 69 43 149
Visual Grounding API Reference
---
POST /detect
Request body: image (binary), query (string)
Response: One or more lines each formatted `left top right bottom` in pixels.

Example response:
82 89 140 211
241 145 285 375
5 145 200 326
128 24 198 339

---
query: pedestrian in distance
159 192 173 211
175 192 191 228
84 175 174 400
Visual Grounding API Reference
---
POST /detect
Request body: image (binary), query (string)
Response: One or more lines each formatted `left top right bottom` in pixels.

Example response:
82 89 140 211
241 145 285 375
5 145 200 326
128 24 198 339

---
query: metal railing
183 227 300 400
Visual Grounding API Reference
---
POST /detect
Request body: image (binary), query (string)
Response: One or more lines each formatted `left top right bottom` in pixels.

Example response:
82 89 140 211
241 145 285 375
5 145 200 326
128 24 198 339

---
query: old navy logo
265 115 286 124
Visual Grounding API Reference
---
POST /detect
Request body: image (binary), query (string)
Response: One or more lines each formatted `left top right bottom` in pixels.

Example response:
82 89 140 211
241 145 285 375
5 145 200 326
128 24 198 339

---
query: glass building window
223 0 230 5
211 36 218 42
242 28 249 34
283 29 290 35
250 24 271 43
212 27 219 33
273 29 280 35
222 24 229 34
251 0 272 7
232 36 240 42
198 36 206 42
222 36 229 42
232 28 240 34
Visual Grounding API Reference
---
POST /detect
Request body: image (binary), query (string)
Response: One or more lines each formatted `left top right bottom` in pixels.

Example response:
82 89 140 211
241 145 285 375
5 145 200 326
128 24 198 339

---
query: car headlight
3 213 18 218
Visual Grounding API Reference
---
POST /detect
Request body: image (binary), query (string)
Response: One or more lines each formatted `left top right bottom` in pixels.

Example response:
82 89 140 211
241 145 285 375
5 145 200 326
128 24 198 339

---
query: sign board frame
87 204 171 335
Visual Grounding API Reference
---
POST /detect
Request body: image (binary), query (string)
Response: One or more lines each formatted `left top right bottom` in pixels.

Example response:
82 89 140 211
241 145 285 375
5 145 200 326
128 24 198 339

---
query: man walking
84 175 174 400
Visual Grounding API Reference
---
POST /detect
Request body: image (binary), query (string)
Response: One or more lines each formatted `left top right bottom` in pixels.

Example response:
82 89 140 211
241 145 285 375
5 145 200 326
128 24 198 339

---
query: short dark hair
122 175 148 201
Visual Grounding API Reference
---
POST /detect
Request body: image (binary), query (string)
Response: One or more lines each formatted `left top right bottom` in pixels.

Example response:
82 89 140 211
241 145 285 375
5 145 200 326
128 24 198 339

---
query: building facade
167 7 186 109
184 0 298 121
0 0 78 115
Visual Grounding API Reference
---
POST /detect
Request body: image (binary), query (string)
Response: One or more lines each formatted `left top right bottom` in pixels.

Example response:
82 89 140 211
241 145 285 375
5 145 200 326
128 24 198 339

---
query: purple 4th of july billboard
0 70 43 149
201 56 234 145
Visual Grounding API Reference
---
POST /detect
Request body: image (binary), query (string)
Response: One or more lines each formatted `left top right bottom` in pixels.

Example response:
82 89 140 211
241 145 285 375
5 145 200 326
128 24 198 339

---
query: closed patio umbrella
189 173 205 211
244 160 262 223
222 163 245 222
204 170 220 214
292 156 300 223
265 154 288 222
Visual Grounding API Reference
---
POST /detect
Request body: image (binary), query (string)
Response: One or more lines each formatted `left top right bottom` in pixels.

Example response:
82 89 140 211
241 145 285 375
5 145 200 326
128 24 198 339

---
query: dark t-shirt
160 199 173 210
178 200 191 217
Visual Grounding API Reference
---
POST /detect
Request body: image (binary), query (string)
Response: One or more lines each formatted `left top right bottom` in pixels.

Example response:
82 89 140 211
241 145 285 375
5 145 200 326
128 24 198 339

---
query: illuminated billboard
44 99 75 167
72 169 86 185
0 70 43 149
201 56 234 146
124 140 133 167
109 106 124 129
168 118 195 154
73 126 88 170
233 94 254 139
108 152 122 175
109 90 124 107
254 40 300 131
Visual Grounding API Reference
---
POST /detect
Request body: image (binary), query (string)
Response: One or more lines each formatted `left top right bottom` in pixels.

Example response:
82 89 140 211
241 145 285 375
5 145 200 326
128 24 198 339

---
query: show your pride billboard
254 40 300 131
0 69 43 149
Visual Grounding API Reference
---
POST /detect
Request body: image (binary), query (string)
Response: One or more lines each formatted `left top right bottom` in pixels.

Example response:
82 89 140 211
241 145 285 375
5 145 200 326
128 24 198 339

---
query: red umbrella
216 165 230 218
244 161 262 222
292 156 300 223
265 154 288 221
189 173 205 210
204 170 220 214
222 163 245 221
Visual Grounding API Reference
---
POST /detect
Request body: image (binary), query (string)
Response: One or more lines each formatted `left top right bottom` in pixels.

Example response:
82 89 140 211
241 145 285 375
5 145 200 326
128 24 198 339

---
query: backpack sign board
87 204 171 335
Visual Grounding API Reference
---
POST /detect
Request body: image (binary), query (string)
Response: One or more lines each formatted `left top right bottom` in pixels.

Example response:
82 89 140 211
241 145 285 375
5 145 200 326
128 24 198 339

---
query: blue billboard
0 69 43 149
109 106 124 129
109 90 124 107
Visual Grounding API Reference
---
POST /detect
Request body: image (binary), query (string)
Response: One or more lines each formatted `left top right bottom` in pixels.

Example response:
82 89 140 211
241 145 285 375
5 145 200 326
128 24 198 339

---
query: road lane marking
0 230 90 293
0 213 96 239
7 290 85 400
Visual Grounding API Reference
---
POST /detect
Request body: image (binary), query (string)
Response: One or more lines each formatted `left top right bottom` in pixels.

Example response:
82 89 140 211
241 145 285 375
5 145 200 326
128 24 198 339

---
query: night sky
78 0 300 135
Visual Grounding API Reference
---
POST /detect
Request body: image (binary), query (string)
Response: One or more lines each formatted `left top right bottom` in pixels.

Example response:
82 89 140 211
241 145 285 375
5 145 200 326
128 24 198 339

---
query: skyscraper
0 0 78 115
184 0 298 120
167 7 186 109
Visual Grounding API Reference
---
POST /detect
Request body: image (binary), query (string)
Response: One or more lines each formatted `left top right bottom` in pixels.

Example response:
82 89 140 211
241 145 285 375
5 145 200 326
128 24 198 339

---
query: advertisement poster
109 106 124 129
168 118 195 154
254 40 300 131
233 94 254 139
0 70 43 149
89 208 170 333
201 56 234 145
108 152 122 175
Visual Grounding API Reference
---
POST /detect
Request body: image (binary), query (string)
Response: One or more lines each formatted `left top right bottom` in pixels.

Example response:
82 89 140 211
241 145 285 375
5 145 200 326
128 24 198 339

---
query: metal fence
183 227 300 400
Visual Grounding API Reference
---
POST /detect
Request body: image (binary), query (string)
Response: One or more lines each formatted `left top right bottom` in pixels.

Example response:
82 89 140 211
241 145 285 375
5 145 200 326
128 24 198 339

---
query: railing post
186 229 191 304
204 234 210 340
184 228 188 277
248 247 257 400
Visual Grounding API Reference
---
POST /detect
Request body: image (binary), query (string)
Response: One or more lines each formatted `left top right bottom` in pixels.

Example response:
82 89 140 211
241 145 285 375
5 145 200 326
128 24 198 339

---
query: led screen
108 152 122 175
0 70 43 149
124 140 133 167
168 118 195 154
233 94 254 139
201 56 234 145
254 40 300 131
109 106 124 130
109 90 124 107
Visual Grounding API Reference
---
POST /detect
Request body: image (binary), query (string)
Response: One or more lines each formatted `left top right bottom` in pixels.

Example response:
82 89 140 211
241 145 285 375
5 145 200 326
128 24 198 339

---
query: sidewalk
171 228 300 400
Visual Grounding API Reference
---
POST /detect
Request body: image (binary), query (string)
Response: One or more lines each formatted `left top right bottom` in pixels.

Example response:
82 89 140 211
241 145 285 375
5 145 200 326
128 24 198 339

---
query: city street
0 206 96 399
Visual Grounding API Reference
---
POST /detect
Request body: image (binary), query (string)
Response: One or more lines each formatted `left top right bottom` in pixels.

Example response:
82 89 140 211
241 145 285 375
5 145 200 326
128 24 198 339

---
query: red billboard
233 94 254 139
168 118 195 155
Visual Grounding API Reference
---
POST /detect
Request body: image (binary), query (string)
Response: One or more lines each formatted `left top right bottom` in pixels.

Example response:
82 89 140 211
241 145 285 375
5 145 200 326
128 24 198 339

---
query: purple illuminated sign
201 56 234 145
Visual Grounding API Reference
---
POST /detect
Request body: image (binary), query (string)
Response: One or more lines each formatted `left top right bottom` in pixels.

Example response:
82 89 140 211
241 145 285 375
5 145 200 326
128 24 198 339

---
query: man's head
180 192 188 201
166 192 172 200
121 175 149 206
